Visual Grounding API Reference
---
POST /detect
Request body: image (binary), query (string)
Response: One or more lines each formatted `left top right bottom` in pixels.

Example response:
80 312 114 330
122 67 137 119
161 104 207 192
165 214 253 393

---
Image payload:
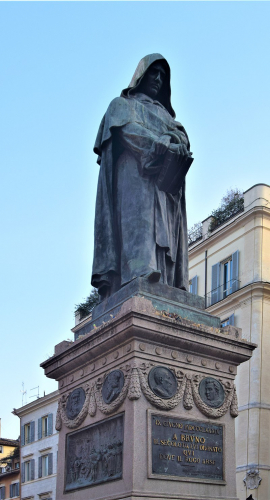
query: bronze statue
92 54 192 300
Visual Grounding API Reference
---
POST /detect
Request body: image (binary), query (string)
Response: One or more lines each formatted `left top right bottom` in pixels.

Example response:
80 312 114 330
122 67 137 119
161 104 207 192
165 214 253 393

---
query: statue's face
139 62 166 99
71 391 80 410
162 372 172 391
205 383 217 401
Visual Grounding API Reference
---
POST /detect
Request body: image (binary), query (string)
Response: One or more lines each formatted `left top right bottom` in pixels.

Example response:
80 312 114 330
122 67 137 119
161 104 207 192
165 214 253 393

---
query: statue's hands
169 142 191 157
153 135 171 155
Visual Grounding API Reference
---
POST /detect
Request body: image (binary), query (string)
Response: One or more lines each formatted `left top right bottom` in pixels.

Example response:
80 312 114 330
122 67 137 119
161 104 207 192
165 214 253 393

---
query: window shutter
9 485 12 499
48 453 53 475
21 461 25 483
3 486 6 500
191 275 198 295
21 425 25 446
38 456 42 478
211 263 220 305
30 421 35 443
31 459 35 480
228 313 235 326
0 486 5 500
16 483 19 497
38 418 42 440
231 250 239 292
48 413 53 436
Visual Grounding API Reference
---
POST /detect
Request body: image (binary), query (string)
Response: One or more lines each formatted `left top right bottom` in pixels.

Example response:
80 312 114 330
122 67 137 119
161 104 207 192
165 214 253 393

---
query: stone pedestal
41 280 255 500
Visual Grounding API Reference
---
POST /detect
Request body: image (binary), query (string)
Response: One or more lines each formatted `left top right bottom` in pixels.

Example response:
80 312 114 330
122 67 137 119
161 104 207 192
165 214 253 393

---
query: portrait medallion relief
102 370 125 404
199 377 225 408
66 388 86 420
148 366 177 399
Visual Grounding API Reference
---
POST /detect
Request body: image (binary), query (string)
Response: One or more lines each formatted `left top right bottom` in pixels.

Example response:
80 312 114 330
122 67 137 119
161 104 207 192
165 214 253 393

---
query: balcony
206 279 240 307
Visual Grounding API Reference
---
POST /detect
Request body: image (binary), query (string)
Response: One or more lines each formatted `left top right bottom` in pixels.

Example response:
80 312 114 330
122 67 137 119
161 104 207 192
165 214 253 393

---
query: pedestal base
41 282 255 500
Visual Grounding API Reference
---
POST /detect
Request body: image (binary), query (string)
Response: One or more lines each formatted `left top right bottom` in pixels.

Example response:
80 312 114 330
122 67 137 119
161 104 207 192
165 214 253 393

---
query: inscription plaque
151 414 223 481
65 414 124 491
199 377 225 408
66 387 86 419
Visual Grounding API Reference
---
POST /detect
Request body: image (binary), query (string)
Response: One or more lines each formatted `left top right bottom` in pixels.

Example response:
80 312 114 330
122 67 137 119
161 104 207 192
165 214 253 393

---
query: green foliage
209 188 244 232
75 288 99 319
188 222 203 246
0 446 19 466
188 188 244 242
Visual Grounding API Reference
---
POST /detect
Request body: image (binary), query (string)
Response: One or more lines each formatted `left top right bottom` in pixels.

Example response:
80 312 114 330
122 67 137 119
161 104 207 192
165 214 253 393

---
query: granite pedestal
41 279 256 500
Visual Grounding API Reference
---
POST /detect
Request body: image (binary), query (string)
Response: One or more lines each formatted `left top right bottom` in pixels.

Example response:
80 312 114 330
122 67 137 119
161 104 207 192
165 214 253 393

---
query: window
211 251 239 305
25 461 31 482
22 421 35 445
9 483 19 498
42 416 48 438
42 455 48 477
0 446 2 453
38 414 53 440
38 453 53 478
25 424 31 444
0 467 6 473
0 486 5 500
221 314 234 328
189 275 198 295
15 462 19 469
22 458 34 483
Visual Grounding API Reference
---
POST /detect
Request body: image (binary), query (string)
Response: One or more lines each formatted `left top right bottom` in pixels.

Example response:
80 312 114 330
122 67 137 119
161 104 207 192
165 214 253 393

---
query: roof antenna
30 386 40 400
20 382 27 406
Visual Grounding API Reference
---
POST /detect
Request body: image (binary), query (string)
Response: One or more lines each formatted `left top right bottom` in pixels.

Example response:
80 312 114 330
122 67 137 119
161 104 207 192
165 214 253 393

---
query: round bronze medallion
199 377 225 408
66 387 86 419
102 370 125 404
148 366 177 399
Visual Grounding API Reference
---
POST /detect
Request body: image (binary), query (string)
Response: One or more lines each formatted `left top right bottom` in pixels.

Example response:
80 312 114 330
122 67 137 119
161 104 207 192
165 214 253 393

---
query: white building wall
188 184 270 500
15 390 59 500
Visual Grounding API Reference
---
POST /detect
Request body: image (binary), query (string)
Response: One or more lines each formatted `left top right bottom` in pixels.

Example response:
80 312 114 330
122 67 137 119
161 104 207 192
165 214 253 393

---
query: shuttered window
31 458 35 480
48 453 53 475
211 251 239 305
221 314 235 327
48 413 53 436
9 483 19 498
189 275 198 295
211 262 220 305
39 454 52 477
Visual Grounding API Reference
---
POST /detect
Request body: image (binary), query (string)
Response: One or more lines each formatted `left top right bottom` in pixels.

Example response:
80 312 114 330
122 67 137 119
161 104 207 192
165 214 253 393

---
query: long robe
91 92 189 295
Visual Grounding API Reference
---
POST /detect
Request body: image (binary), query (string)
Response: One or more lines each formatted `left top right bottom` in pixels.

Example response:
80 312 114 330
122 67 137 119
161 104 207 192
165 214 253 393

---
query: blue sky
1 1 269 439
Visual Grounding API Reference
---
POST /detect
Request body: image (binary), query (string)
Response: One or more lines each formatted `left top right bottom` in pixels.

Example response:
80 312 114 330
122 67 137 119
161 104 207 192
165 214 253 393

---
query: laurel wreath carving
137 364 186 410
183 377 193 410
128 368 141 400
55 365 239 431
55 383 91 430
191 375 238 419
94 370 131 415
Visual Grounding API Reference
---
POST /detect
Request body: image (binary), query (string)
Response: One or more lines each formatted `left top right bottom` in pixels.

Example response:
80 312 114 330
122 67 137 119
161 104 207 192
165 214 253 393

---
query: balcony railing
205 279 240 307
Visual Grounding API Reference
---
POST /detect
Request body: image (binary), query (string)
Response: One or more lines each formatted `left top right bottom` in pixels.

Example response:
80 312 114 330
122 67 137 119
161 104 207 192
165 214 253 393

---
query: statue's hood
121 53 175 118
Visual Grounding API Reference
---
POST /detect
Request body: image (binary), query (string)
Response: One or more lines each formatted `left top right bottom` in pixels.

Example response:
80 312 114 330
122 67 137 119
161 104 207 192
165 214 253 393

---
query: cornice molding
238 402 270 412
189 205 270 257
14 390 59 417
206 282 270 315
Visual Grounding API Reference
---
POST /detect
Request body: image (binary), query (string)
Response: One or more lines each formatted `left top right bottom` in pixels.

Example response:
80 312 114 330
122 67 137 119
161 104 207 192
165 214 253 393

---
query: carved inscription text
151 414 223 481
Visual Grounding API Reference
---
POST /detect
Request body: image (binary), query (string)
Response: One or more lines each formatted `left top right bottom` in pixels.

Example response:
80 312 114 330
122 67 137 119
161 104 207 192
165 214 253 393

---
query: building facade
188 184 270 500
14 391 59 500
0 437 20 500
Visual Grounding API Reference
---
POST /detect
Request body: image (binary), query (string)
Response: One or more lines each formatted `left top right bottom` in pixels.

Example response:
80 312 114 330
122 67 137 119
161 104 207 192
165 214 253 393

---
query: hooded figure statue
92 54 192 300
